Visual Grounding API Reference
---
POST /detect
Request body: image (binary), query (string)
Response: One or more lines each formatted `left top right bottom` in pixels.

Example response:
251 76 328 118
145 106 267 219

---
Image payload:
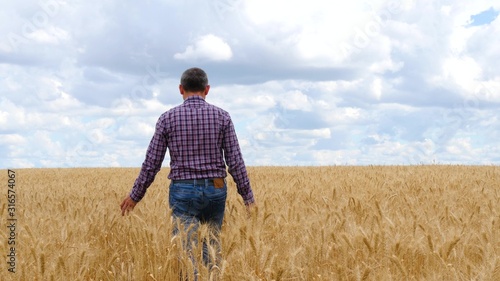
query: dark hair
180 67 209 92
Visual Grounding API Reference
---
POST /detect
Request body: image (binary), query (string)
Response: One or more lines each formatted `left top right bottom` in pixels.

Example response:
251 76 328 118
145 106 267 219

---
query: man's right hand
120 195 137 216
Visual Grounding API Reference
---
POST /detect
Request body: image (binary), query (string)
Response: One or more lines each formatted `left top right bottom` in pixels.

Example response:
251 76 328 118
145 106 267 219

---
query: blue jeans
169 179 227 272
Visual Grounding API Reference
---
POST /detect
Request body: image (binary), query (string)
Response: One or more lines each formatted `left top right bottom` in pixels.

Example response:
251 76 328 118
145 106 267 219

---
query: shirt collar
183 95 206 103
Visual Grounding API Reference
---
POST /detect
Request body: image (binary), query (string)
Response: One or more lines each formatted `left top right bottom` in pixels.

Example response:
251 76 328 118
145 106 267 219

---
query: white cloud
0 134 26 146
371 78 383 100
117 118 155 140
243 0 405 65
369 59 404 74
441 56 482 92
174 34 233 61
210 83 279 120
279 90 312 111
27 26 70 45
476 81 500 102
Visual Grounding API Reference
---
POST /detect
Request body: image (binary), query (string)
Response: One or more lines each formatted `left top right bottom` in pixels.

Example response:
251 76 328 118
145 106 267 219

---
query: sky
1 0 499 168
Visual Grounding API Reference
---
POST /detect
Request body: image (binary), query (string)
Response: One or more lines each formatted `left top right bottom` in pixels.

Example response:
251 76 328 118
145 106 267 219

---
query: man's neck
183 92 206 100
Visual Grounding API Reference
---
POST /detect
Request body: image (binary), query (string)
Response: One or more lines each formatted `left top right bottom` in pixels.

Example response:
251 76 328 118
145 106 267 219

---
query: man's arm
120 116 168 214
222 116 255 206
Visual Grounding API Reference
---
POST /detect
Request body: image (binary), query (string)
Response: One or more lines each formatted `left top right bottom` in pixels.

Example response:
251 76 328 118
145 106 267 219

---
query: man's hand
120 195 137 216
245 202 255 218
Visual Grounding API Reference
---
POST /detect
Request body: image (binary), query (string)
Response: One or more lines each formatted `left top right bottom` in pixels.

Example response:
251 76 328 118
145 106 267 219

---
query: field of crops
0 165 499 280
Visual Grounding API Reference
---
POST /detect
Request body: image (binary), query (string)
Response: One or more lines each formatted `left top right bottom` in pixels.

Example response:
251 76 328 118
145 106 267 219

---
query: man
120 67 255 273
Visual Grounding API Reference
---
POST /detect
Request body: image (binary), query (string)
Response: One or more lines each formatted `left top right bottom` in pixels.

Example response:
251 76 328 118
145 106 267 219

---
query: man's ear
204 85 210 96
179 85 184 95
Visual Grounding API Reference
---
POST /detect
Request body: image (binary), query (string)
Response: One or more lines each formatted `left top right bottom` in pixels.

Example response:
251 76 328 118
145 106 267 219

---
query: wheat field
0 165 499 280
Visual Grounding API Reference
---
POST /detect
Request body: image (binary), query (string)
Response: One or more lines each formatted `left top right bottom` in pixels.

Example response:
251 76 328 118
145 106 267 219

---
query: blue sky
1 0 499 168
468 7 499 26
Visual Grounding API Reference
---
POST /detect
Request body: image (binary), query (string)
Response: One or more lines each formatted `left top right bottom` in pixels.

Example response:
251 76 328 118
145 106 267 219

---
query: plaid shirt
130 96 254 205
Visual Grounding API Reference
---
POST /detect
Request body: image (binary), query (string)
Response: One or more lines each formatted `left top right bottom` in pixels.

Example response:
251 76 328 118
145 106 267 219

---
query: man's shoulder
206 102 230 115
158 100 231 119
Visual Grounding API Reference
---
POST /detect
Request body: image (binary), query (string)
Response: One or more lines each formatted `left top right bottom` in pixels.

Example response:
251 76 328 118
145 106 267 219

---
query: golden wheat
0 165 499 280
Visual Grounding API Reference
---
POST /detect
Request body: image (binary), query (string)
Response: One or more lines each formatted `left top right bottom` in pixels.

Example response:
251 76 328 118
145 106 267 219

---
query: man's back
162 95 229 180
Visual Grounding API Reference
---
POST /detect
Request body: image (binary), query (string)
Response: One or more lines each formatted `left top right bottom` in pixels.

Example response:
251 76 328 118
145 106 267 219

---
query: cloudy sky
1 0 499 168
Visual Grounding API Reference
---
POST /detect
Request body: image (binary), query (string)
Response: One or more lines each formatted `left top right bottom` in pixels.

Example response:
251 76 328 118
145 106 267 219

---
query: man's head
180 67 209 93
